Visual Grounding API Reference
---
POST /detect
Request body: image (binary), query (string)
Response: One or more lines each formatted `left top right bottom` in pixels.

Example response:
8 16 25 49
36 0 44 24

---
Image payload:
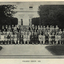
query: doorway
21 19 23 25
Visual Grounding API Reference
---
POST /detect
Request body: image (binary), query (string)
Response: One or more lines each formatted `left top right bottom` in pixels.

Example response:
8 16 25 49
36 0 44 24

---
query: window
29 6 33 8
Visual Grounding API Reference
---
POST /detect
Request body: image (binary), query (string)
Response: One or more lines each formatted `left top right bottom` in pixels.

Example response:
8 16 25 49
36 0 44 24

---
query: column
18 18 21 25
29 18 32 30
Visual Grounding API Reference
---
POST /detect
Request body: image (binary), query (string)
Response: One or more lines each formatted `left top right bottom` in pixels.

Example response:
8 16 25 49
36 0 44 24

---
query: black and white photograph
0 2 64 58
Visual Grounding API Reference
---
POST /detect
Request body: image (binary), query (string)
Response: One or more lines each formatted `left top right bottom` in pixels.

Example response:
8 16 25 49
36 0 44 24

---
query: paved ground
0 44 52 55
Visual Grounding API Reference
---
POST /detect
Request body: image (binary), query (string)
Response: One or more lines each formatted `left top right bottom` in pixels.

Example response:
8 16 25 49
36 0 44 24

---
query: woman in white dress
1 34 4 44
21 34 23 44
14 34 17 44
49 33 52 44
11 33 14 44
38 33 42 44
58 34 61 44
23 32 27 44
2 25 4 31
27 31 30 44
55 25 59 32
55 33 58 44
42 34 45 44
4 33 7 44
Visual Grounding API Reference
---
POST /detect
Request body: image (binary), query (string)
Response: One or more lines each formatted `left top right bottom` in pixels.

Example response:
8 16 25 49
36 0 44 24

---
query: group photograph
0 2 64 58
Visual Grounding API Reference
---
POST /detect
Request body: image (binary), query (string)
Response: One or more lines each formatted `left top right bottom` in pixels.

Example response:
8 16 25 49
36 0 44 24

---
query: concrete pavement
0 44 52 55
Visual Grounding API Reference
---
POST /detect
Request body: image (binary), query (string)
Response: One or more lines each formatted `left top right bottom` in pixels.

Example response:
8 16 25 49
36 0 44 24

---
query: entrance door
21 19 23 25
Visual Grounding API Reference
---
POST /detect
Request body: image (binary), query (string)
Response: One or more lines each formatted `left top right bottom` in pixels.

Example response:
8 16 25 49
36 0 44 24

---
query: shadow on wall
45 45 64 55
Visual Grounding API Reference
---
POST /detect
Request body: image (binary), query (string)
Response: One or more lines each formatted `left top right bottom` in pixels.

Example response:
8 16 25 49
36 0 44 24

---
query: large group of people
0 24 64 45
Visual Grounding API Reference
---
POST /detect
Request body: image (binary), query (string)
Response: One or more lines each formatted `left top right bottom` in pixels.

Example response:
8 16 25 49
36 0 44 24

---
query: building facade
13 3 39 26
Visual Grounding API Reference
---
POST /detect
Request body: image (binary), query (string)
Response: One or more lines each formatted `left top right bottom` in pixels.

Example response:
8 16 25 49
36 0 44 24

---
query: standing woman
3 30 6 44
58 34 61 45
51 32 55 45
1 33 4 45
29 31 31 44
55 33 58 45
23 31 26 44
25 31 28 44
8 25 11 31
55 25 59 32
14 33 17 45
21 34 23 44
27 31 30 44
7 33 11 44
34 30 38 44
17 31 21 44
11 33 14 44
45 32 49 44
2 25 4 32
42 34 45 44
11 25 14 32
48 29 51 44
5 25 8 31
38 32 42 44
57 33 60 45
4 32 7 45
30 31 34 44
41 26 43 31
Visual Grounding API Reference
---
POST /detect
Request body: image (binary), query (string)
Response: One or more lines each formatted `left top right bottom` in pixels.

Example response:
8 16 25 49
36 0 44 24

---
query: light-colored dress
38 35 42 41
